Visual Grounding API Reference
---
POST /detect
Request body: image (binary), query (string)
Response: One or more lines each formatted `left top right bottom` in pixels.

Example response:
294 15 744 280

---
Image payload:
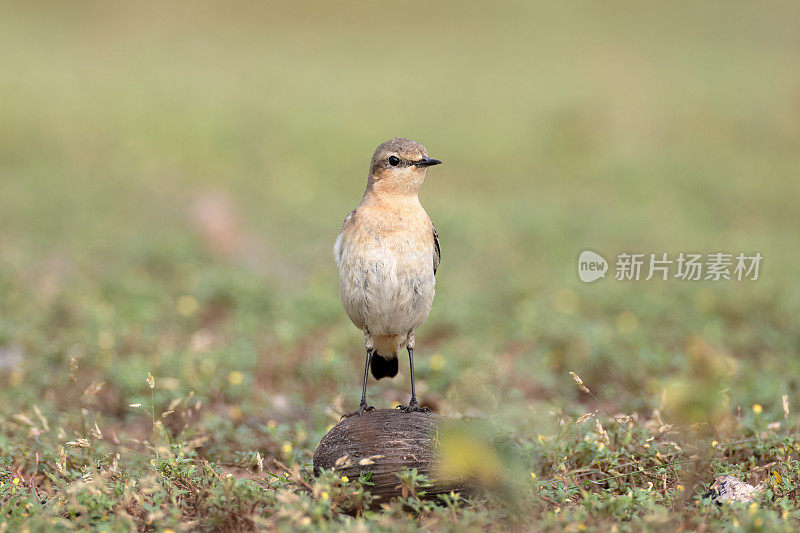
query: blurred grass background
1 0 799 524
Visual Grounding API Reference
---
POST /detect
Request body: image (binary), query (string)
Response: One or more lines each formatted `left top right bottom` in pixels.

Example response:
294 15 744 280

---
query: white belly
337 242 435 336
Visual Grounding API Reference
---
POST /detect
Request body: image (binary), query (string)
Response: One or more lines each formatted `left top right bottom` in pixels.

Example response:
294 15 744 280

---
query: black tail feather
370 352 398 380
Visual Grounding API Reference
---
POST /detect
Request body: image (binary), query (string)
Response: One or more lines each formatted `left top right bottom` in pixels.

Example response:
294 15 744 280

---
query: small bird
334 138 442 417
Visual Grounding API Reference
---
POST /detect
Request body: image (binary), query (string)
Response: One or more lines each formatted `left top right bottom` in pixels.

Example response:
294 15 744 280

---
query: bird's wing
333 210 356 267
432 220 441 275
341 209 355 230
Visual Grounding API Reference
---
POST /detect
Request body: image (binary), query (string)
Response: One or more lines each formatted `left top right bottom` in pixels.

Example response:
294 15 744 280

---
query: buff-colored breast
335 197 436 340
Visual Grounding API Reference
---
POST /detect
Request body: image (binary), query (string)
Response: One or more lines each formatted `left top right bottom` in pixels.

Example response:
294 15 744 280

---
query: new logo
578 250 608 283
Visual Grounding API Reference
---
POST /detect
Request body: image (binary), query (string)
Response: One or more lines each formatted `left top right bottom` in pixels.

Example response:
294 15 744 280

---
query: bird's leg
398 332 430 413
341 331 376 419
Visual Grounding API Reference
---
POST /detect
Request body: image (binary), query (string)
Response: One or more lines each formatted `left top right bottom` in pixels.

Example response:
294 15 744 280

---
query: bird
334 137 442 417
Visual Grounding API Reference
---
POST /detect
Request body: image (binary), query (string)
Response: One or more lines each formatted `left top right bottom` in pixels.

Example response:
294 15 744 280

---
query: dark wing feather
432 221 441 275
341 209 355 229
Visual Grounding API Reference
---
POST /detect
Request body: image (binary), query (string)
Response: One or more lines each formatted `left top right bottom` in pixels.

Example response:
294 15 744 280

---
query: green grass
1 1 800 530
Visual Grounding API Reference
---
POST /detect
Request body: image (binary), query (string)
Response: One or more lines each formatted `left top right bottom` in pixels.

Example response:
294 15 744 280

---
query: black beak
415 157 442 167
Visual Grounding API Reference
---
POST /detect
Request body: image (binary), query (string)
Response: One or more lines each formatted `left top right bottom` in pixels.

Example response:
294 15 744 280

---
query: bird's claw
396 403 430 413
341 404 375 420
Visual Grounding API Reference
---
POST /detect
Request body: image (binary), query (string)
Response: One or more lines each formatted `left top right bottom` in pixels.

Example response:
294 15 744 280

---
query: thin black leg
408 347 418 407
398 346 430 413
359 349 372 407
342 349 375 419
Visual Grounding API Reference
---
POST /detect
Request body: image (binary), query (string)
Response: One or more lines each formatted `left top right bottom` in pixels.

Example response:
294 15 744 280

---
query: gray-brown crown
369 137 428 172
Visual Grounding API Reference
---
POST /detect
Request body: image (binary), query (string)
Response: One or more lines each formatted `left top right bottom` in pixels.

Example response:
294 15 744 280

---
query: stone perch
313 409 474 505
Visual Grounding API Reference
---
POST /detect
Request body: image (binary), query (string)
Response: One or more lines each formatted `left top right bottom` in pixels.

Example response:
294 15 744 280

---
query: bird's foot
341 404 375 420
396 399 430 413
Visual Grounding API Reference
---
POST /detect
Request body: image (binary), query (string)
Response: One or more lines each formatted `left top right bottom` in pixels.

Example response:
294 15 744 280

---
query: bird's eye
388 156 400 166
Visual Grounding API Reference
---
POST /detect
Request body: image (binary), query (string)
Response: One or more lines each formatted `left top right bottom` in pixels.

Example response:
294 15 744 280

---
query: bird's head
367 137 441 195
